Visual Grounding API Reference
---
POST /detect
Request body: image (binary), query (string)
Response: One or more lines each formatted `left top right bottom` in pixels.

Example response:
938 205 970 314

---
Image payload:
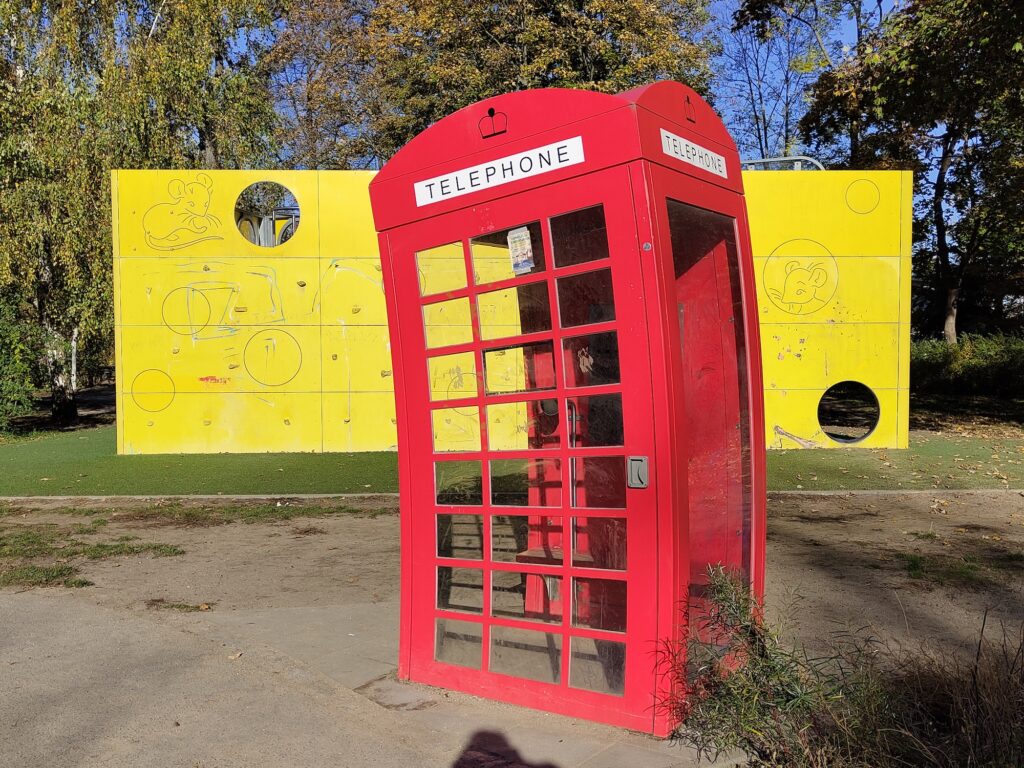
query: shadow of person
451 730 561 768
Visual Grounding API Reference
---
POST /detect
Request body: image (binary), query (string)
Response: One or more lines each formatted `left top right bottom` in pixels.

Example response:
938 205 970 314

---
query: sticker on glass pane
491 458 562 507
417 242 466 296
437 514 484 560
428 351 477 401
435 461 483 506
431 406 481 452
572 518 626 570
471 222 545 284
492 570 563 624
435 618 482 669
486 399 560 451
570 636 625 695
490 626 561 684
563 332 620 388
477 282 551 341
484 342 556 394
572 457 626 509
492 515 563 565
573 577 626 633
423 297 473 349
437 566 483 614
551 206 609 267
557 268 615 328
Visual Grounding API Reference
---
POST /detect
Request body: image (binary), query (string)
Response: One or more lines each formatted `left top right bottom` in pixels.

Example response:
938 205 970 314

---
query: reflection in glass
573 577 627 633
477 282 551 341
437 566 483 613
491 458 562 507
484 342 556 394
557 268 615 328
568 394 623 447
490 626 562 684
436 514 484 560
471 222 545 284
486 399 560 451
417 242 466 296
572 456 626 509
562 332 620 388
428 351 478 401
435 618 482 669
435 461 483 506
572 518 626 570
569 637 625 695
422 297 473 349
431 406 481 452
492 515 563 565
492 570 563 624
551 205 609 267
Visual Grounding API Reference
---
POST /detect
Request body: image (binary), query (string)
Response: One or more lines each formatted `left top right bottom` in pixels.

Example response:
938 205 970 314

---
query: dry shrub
671 567 1024 767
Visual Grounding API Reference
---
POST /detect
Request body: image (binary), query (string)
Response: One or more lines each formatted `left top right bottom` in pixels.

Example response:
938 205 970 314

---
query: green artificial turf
767 432 1024 491
0 424 1020 496
0 426 399 496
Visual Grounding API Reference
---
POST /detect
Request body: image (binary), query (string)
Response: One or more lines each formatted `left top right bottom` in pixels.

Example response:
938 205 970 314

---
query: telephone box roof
370 80 743 230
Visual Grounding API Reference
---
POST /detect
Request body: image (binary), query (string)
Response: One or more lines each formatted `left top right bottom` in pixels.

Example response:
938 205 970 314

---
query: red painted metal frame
370 80 766 737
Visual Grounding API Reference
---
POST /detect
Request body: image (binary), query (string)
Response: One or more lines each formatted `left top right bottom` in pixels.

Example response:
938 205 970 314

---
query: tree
0 0 280 423
273 0 716 168
713 0 821 160
798 0 1024 342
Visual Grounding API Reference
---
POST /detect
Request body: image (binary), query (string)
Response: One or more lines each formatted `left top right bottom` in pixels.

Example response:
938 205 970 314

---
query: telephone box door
384 166 662 730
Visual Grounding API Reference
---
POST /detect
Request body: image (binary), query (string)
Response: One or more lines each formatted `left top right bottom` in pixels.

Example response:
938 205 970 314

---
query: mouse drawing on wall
143 174 223 251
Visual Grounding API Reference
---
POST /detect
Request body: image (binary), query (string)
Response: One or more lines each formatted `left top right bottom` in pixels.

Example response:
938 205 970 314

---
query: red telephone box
369 80 766 736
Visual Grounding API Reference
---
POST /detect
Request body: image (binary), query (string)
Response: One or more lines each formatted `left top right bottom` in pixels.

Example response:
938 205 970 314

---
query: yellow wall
745 171 912 449
112 169 911 454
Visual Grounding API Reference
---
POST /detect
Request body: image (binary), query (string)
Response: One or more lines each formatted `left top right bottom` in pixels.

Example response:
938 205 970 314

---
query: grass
0 425 399 495
672 567 1024 767
768 432 1024 491
0 520 183 588
0 416 1020 497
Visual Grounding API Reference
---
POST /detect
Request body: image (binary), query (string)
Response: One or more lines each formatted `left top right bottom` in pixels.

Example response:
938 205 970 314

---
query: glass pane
435 618 482 669
477 282 551 341
557 268 615 328
491 458 562 507
563 332 620 388
431 406 481 452
567 394 623 447
667 199 752 585
573 577 626 633
492 570 563 624
572 518 626 570
572 457 626 509
437 514 484 560
423 297 473 349
417 242 466 296
428 351 478 401
437 566 483 613
486 399 560 451
569 637 625 695
492 515 563 565
471 222 545 284
551 205 609 267
489 626 562 684
435 461 483 506
484 341 556 394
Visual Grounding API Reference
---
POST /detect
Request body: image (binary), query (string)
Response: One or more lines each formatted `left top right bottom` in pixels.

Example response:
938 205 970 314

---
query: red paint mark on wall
199 375 230 384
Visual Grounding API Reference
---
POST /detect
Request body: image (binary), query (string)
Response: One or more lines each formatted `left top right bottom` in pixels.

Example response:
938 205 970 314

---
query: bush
672 567 1024 767
912 334 1024 398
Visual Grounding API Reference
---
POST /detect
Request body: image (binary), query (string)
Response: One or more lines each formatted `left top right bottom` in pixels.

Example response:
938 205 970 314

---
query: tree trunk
943 285 959 345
